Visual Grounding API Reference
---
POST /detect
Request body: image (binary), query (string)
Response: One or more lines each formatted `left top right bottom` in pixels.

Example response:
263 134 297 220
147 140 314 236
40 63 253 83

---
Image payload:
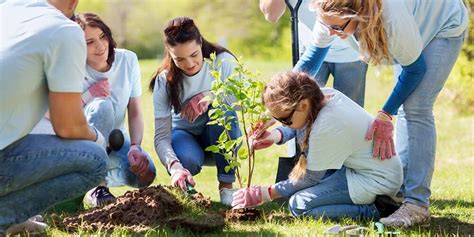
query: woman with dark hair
76 13 156 208
232 71 403 221
150 16 241 205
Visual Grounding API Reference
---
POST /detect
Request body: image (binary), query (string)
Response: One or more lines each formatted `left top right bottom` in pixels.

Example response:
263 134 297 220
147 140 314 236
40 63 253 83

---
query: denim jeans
0 134 107 233
171 108 241 183
315 61 368 107
288 168 380 220
395 33 465 207
84 98 156 188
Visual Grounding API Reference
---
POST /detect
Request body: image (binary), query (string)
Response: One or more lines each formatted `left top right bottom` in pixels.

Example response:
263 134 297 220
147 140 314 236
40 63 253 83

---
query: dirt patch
225 208 261 221
61 185 221 233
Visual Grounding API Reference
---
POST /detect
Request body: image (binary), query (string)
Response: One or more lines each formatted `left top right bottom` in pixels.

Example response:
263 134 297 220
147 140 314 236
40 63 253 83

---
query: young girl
232 71 403 220
150 17 241 204
293 0 468 227
76 13 156 207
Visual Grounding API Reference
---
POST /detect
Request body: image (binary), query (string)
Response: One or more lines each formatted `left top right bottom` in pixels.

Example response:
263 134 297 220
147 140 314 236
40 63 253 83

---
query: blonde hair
263 72 325 181
311 0 390 65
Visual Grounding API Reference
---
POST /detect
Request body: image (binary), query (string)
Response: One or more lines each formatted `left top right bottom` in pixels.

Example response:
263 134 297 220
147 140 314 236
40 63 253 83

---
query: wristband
378 110 393 120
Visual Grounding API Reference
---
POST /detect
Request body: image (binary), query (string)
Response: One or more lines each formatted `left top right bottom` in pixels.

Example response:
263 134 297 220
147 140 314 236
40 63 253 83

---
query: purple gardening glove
127 145 150 176
231 186 272 209
365 111 396 160
169 161 195 191
181 91 212 122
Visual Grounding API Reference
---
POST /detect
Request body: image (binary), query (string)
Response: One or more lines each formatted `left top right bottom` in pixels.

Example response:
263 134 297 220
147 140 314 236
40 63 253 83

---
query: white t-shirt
84 49 142 130
153 52 236 135
312 0 468 66
0 1 86 149
288 0 360 63
307 88 403 204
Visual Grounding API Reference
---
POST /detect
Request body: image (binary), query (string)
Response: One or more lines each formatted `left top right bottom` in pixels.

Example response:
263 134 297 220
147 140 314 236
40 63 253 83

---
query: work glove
169 161 195 191
232 186 272 209
127 145 150 176
181 91 212 122
248 129 282 151
82 78 110 105
365 111 396 160
249 117 276 138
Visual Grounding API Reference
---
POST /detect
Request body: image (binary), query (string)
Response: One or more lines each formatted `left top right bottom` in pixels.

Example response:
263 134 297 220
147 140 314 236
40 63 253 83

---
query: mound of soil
225 208 261 221
62 185 221 233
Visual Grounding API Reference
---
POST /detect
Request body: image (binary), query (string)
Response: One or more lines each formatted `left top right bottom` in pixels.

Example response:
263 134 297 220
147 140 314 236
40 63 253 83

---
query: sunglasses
272 107 297 126
319 19 351 33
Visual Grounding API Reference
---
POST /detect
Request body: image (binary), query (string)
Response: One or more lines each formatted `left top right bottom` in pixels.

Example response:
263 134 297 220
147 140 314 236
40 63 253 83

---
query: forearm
382 55 427 115
48 92 96 140
293 45 330 79
154 116 179 171
273 170 327 198
275 126 296 144
259 0 286 23
128 99 144 145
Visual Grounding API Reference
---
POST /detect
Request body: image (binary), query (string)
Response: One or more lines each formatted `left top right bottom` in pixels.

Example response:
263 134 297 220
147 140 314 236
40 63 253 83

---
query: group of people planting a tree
0 0 468 235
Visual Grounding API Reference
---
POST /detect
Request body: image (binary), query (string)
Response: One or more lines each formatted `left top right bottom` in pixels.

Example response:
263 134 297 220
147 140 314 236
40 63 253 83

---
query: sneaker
6 219 47 235
219 188 235 206
374 195 401 218
379 202 431 227
84 186 116 208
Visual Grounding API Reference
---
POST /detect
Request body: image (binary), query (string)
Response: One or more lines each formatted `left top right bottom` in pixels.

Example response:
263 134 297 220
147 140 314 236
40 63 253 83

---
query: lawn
48 58 473 236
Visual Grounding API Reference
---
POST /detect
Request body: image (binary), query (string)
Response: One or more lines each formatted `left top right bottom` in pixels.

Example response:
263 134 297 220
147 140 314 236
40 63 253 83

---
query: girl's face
168 40 203 76
317 9 358 39
267 99 311 129
84 26 109 71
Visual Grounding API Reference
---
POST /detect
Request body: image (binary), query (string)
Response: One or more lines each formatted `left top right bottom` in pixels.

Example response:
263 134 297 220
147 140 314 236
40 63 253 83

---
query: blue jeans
84 98 156 188
0 134 107 233
287 168 379 220
315 61 368 107
395 33 465 207
171 108 241 183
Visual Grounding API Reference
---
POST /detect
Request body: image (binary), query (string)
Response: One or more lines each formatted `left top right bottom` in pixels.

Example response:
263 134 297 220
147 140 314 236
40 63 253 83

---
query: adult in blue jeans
75 12 156 208
293 0 468 227
232 72 402 220
150 17 241 205
0 0 108 235
259 0 368 158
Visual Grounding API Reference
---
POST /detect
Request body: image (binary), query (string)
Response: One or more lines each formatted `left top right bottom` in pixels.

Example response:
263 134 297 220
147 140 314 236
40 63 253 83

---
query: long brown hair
263 71 325 181
311 0 390 65
149 16 233 114
75 12 117 66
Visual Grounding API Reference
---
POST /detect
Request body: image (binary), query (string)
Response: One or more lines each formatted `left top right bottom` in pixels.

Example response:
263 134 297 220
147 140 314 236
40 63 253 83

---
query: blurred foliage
77 0 472 114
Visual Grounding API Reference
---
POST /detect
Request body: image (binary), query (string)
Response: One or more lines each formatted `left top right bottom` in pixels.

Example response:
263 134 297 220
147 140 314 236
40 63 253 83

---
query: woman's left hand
232 186 272 209
181 91 212 122
365 111 396 160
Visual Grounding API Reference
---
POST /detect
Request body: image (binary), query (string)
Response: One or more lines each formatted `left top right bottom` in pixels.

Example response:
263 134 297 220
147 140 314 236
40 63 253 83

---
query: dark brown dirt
225 208 261 221
61 185 222 233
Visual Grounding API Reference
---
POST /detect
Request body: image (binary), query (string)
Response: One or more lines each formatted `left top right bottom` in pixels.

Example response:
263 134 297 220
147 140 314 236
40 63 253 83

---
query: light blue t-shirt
312 0 468 66
0 1 86 149
153 52 237 135
307 88 403 204
84 49 142 130
289 0 360 63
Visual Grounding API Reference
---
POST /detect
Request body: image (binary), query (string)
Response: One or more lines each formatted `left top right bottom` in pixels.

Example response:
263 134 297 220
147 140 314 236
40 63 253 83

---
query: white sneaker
219 188 236 206
6 219 47 235
379 202 431 227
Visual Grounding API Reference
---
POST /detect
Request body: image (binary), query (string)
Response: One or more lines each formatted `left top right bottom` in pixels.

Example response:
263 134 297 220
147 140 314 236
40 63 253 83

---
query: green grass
47 59 473 236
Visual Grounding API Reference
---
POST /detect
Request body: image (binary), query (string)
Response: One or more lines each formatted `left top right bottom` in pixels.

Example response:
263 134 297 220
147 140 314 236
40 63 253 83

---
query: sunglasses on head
272 107 297 126
319 19 351 33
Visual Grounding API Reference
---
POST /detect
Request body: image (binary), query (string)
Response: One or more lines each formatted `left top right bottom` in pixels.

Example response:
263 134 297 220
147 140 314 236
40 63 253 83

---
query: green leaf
205 145 220 153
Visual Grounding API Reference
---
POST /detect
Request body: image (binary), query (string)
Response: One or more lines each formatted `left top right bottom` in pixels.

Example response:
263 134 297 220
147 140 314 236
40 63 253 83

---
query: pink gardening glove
248 129 282 151
232 186 272 209
365 111 396 160
181 91 212 122
82 79 110 105
169 161 195 191
249 118 276 139
127 145 150 176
